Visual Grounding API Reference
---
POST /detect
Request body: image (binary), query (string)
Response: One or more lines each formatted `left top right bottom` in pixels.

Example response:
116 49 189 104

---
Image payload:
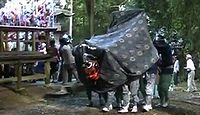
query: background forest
73 0 200 80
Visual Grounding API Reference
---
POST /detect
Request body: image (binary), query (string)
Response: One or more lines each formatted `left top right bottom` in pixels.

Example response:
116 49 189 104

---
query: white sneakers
118 103 130 113
118 107 129 113
131 106 138 113
102 104 113 112
155 103 168 108
162 103 168 108
103 104 154 113
143 104 152 112
118 104 138 113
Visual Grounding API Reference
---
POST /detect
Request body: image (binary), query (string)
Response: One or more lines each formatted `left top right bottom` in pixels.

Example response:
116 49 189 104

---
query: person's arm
177 60 180 72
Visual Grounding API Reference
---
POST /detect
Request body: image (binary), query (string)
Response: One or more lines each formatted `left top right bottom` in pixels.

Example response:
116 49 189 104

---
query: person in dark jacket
153 35 173 108
47 39 60 83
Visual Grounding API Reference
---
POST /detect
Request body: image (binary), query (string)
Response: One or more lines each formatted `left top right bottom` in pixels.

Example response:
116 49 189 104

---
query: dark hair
50 39 55 47
157 34 165 39
59 38 69 45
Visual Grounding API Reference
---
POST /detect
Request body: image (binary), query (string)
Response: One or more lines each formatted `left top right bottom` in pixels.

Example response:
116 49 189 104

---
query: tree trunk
85 0 95 36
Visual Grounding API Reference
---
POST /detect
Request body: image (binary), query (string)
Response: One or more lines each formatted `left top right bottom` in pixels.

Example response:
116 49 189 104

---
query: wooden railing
0 25 57 90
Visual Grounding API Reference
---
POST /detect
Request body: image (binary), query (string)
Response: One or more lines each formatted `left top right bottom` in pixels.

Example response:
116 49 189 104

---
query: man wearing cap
58 34 80 94
184 54 197 92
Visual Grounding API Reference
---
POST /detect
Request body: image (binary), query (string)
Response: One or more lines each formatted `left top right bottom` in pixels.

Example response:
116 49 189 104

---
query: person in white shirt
173 56 180 86
184 54 197 92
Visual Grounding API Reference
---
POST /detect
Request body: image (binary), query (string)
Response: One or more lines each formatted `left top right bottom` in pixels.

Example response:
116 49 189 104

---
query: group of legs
100 76 150 113
49 60 80 94
88 70 172 113
50 61 80 84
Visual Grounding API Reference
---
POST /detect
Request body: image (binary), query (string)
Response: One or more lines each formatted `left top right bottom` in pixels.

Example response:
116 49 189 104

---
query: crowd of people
47 33 80 89
46 33 198 113
0 26 198 114
97 34 198 113
0 29 198 114
0 0 56 27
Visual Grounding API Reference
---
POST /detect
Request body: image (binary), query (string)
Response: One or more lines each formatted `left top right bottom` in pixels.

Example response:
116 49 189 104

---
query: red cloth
84 60 100 80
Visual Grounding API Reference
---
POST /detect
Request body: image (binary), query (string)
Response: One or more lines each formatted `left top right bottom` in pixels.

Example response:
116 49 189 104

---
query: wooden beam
44 61 50 84
0 25 57 32
15 62 22 89
0 74 46 83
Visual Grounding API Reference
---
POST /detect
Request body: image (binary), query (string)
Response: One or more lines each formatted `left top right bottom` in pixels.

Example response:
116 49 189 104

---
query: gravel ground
0 81 199 115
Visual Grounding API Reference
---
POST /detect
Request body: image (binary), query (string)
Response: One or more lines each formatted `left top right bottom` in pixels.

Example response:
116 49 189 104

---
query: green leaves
73 0 125 42
72 0 200 56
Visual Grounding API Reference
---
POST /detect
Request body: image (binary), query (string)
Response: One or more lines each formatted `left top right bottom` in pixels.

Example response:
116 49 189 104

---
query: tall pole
85 0 95 37
69 0 73 37
90 0 95 36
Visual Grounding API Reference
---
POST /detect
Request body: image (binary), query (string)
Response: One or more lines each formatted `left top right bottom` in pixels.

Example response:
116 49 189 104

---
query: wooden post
16 32 20 51
45 31 50 84
4 32 8 51
45 31 50 48
44 61 50 84
69 0 73 37
15 62 22 90
32 31 36 51
25 31 29 51
89 0 95 36
85 0 95 36
0 31 3 52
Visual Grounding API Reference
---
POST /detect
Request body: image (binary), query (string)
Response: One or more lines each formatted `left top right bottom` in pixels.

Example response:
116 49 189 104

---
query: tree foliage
74 0 200 58
125 0 200 54
73 0 125 42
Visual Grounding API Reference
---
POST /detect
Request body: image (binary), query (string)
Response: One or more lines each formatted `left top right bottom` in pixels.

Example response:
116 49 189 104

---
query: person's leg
62 64 68 84
86 88 93 106
99 92 108 106
176 72 180 85
129 79 140 113
57 63 63 82
72 66 80 82
157 75 165 105
162 74 172 107
50 62 57 82
102 91 115 112
177 72 180 84
174 72 178 86
191 71 197 91
118 84 130 113
67 68 72 82
139 76 146 100
115 86 123 108
187 72 192 92
153 73 160 98
153 84 159 98
143 73 156 111
168 74 174 91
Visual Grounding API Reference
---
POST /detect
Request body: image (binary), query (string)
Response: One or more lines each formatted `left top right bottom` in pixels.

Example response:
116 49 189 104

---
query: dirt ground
0 81 199 115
